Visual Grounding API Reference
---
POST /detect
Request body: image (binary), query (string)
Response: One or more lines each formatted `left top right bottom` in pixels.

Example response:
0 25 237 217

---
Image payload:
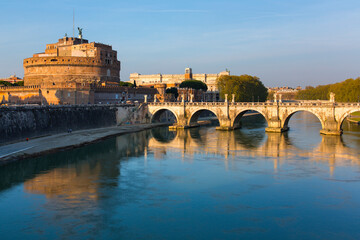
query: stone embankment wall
0 104 149 144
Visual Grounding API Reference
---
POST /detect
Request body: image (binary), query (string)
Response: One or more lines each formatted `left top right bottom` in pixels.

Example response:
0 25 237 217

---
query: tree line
296 78 360 102
0 81 24 87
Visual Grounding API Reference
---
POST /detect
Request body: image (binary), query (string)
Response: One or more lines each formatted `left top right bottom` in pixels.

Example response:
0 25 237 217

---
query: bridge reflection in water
148 115 360 176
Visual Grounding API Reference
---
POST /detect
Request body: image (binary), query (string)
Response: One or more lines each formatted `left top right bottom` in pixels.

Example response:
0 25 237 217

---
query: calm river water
0 112 360 240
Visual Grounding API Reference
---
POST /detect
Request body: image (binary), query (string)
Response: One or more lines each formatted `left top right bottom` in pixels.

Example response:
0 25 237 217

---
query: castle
23 36 120 86
0 34 156 105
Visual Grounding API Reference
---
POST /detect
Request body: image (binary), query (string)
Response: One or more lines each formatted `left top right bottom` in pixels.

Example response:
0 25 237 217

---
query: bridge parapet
335 102 360 107
147 101 360 107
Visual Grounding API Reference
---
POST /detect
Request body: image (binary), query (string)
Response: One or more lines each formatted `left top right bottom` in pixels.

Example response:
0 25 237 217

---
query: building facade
130 68 229 92
0 75 23 84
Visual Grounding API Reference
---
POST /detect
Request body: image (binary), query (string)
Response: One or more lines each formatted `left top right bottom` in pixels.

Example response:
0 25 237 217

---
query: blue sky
1 0 360 87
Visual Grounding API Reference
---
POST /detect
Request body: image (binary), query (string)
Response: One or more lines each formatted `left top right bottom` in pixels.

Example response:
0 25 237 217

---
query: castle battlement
24 56 120 68
0 85 40 90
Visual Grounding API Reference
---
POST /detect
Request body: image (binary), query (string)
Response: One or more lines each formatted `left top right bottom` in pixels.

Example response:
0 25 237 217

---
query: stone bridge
147 101 360 135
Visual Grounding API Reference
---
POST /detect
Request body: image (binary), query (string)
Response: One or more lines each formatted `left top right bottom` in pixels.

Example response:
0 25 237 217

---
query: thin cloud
115 8 209 13
243 13 304 20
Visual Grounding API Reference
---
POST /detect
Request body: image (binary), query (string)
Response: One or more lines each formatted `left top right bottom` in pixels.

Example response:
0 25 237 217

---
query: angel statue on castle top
77 27 83 39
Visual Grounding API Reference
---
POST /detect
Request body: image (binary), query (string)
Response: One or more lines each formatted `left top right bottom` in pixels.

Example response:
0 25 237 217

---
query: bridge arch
150 108 179 124
188 109 220 126
338 108 360 130
283 110 324 130
232 109 268 129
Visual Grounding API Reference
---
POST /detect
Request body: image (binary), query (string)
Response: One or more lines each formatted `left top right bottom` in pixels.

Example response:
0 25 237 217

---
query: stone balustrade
147 101 360 135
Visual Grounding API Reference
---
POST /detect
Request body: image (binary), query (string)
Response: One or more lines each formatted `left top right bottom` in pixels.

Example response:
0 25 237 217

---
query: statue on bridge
330 92 335 103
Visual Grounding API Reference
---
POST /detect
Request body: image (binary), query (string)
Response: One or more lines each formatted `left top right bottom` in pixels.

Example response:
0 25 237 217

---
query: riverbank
0 123 168 166
0 113 265 166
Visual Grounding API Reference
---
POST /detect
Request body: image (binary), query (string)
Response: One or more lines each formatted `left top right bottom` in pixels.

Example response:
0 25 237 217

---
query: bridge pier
169 124 199 130
265 120 289 133
216 118 234 131
216 126 234 131
320 120 342 135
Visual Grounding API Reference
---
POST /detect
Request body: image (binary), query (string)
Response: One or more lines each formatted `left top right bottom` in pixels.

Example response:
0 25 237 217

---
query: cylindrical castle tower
23 36 120 87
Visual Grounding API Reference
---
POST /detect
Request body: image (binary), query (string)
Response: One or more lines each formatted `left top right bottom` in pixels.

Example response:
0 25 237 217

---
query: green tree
119 81 134 87
296 78 360 102
217 75 268 102
179 80 207 91
0 81 12 86
165 87 179 98
13 81 24 86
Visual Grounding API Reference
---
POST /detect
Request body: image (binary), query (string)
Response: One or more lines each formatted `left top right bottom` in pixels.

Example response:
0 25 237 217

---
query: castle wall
24 56 120 86
0 84 93 105
0 84 156 105
0 86 42 104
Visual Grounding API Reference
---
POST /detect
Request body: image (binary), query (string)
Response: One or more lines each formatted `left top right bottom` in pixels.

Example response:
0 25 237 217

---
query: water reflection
148 118 360 174
0 113 358 198
0 131 152 239
0 113 359 239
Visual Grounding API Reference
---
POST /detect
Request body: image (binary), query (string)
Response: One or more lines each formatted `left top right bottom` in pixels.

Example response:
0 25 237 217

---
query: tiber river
0 112 359 240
